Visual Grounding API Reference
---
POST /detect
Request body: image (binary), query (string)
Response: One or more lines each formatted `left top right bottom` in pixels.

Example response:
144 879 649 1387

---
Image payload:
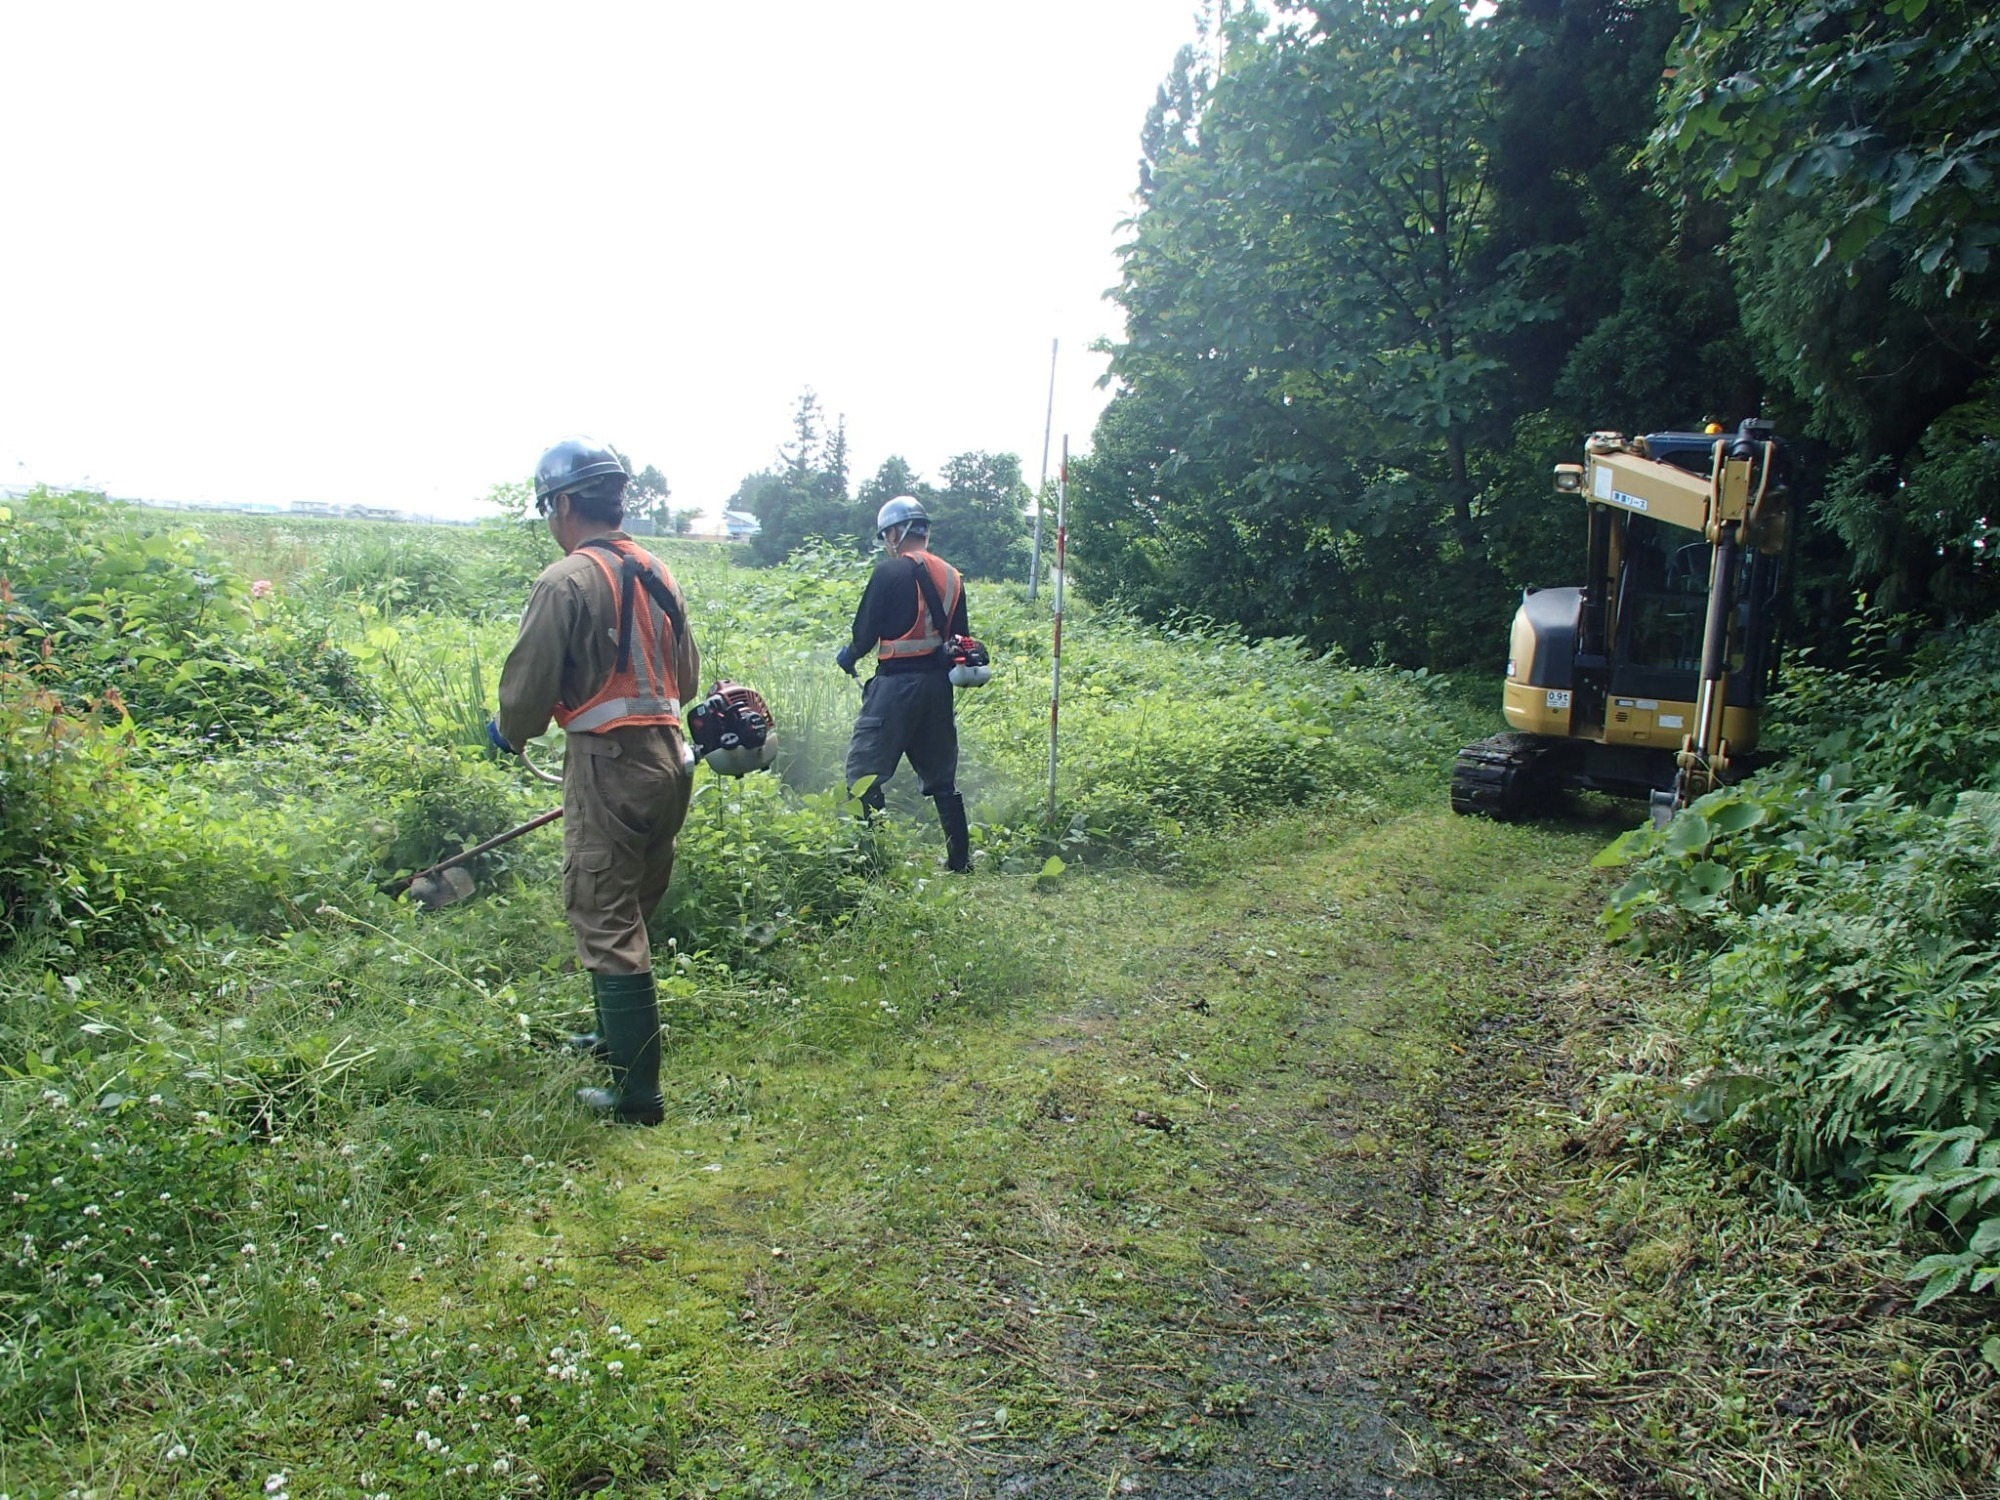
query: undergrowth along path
548 803 1602 1497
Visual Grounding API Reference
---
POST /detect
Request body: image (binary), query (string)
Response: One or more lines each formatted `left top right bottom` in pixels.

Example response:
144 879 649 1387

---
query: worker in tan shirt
490 437 698 1125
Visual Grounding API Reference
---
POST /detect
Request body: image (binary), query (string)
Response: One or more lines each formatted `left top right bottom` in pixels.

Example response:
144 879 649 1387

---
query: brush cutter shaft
384 807 563 894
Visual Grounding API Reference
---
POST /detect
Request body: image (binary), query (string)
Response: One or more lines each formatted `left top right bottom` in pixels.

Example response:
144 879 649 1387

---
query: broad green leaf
1684 861 1732 899
1592 826 1652 867
1707 799 1767 834
1664 810 1714 858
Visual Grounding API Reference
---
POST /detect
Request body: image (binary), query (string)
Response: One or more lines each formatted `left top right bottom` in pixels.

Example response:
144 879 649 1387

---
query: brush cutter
383 682 779 910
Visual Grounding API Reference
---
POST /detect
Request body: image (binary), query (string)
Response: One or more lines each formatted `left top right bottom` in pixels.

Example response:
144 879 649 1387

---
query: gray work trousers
843 670 958 801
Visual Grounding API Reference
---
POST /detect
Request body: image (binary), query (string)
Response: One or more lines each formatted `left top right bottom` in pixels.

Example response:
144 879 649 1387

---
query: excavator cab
1452 420 1790 822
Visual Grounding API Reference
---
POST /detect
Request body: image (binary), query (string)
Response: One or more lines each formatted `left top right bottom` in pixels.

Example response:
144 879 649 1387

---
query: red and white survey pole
1047 436 1068 825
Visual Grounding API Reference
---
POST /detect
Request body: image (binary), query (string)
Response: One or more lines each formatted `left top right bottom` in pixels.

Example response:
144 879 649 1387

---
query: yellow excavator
1452 418 1791 823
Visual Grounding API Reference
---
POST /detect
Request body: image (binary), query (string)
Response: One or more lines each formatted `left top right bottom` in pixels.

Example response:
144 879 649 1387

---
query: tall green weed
1601 616 2000 1304
1 490 373 741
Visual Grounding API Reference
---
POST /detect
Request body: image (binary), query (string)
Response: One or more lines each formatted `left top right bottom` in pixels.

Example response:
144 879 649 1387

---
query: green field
2 501 1993 1498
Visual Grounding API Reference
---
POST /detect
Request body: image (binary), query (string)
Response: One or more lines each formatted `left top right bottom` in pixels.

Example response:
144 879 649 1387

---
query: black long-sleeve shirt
845 551 970 675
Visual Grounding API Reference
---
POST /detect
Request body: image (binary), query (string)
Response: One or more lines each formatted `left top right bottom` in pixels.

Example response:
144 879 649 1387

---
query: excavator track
1450 733 1559 820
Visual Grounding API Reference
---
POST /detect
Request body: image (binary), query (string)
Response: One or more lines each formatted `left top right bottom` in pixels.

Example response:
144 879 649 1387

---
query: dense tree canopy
1072 0 2000 666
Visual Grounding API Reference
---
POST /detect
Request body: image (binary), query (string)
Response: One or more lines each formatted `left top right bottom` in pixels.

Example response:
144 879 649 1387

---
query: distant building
723 508 762 540
290 500 338 517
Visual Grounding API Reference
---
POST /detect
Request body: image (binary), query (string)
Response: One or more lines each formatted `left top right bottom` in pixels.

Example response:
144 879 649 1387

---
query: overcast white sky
1 2 1203 518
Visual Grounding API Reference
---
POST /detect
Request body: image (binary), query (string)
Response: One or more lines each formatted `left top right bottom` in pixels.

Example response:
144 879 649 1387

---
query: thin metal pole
1029 338 1057 600
1047 435 1068 825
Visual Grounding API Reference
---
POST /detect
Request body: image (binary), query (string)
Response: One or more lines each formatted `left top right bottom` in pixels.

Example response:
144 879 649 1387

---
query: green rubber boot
576 971 665 1126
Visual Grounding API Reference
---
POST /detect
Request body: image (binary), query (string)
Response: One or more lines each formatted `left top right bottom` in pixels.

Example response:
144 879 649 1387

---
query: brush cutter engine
947 634 992 687
688 680 778 775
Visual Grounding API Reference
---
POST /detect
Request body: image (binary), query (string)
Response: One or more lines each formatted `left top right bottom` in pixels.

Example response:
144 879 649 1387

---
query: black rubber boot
858 781 886 823
936 790 971 873
565 974 611 1062
576 971 665 1125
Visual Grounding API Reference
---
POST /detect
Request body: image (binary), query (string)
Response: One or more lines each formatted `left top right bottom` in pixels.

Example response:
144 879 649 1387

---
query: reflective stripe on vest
878 553 962 660
563 693 683 734
552 539 687 733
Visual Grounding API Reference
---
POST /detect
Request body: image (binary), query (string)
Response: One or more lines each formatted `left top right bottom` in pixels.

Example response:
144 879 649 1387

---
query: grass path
536 804 1611 1497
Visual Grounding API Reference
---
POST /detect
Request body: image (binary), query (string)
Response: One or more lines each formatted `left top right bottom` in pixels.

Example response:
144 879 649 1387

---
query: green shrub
1602 616 2000 1301
0 490 372 741
0 681 156 944
307 530 470 616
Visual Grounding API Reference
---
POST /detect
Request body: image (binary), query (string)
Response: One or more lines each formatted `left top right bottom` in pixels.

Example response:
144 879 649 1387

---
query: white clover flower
164 1443 188 1461
264 1474 288 1495
240 1243 257 1257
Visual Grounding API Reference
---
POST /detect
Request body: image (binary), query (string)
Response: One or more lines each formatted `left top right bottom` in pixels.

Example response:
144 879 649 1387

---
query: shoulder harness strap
577 538 687 672
909 557 952 648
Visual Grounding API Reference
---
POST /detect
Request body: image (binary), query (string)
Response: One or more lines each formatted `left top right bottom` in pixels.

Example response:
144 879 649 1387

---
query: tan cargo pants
560 727 694 975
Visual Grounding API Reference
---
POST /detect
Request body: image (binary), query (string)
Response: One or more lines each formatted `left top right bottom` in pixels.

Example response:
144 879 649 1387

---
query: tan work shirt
496 531 701 752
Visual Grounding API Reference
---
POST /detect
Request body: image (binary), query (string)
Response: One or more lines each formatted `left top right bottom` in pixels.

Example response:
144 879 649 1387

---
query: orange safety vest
552 538 687 734
877 552 962 662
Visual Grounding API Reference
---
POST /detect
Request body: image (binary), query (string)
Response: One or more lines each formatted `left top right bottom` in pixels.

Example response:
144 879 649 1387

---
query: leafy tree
857 456 930 519
931 451 1031 582
1649 0 2000 292
1643 0 2000 618
1083 0 1557 663
1483 0 1759 434
625 463 674 531
737 390 869 564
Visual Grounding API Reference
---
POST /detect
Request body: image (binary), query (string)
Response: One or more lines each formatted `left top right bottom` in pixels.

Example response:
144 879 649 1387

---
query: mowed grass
10 787 1613 1498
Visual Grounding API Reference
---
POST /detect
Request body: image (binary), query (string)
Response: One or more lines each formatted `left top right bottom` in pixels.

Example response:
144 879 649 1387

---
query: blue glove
835 644 859 678
486 717 515 755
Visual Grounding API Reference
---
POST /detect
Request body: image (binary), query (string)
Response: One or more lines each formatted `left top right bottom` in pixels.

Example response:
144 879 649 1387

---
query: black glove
688 681 775 759
835 644 859 678
486 718 515 755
